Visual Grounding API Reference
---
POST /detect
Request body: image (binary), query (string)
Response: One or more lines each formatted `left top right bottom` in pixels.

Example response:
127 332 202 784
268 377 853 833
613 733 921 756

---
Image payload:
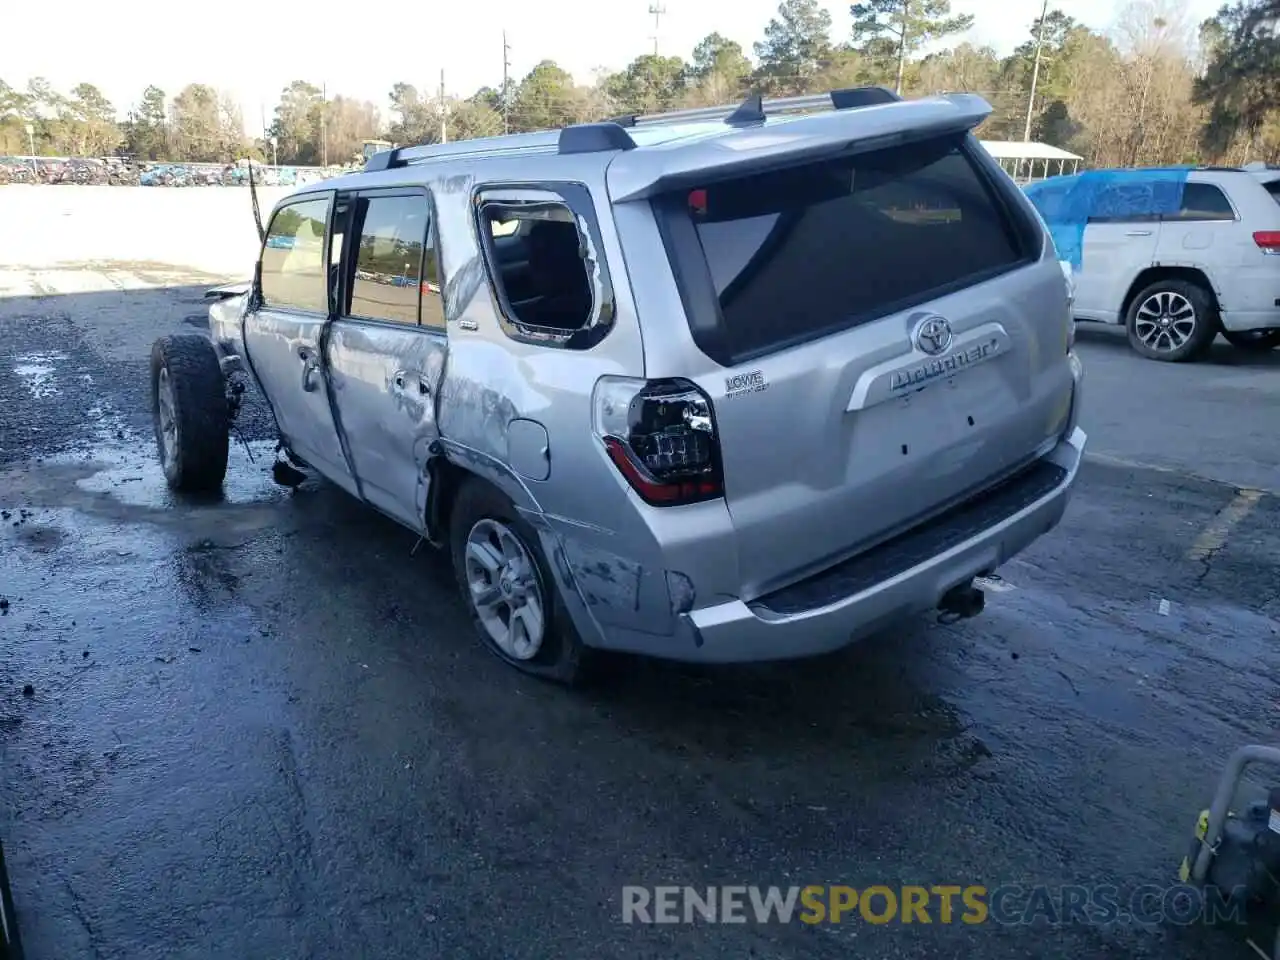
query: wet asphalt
0 266 1278 960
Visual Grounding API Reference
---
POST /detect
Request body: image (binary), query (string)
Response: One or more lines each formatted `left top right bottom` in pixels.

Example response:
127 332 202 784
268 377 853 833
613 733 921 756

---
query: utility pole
1023 0 1051 142
894 0 910 96
321 81 328 166
648 2 666 56
439 70 448 144
502 31 511 134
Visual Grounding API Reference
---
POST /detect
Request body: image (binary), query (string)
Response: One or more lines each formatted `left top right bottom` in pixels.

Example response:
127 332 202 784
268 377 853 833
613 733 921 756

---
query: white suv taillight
1254 231 1280 255
592 376 723 506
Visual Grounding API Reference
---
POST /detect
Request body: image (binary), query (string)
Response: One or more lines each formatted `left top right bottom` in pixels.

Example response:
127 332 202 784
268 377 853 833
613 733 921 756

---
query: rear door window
1264 179 1280 205
344 194 438 327
663 136 1033 364
1167 182 1235 221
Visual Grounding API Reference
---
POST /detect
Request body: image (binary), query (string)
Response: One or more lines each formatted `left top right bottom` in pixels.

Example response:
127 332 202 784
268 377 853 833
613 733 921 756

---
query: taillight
592 376 723 506
1253 231 1280 254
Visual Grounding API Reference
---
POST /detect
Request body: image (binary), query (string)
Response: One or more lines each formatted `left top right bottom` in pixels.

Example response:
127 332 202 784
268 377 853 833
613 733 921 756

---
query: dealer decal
725 370 768 398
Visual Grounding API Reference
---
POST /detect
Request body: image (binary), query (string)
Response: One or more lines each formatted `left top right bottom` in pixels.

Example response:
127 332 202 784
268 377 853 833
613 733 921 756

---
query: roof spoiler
606 92 994 203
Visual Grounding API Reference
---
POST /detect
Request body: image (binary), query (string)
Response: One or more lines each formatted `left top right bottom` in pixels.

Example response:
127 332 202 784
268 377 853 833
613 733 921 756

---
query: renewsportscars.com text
620 884 1248 926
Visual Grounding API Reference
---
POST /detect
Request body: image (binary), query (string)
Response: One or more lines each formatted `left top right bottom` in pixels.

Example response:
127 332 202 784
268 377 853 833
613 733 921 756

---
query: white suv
1025 167 1280 361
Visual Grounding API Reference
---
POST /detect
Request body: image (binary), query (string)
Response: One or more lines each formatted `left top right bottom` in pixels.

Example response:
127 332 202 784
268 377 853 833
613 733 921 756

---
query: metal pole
1023 0 1051 142
1191 745 1280 884
502 31 511 134
25 123 34 156
439 71 447 144
648 2 666 55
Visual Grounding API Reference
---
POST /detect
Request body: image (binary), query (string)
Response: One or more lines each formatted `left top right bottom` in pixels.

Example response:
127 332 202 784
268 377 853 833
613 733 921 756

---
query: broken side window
479 199 595 339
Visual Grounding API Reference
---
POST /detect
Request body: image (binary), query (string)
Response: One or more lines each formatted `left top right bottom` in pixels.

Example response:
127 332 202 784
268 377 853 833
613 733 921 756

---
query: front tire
448 478 586 684
1125 280 1218 362
150 335 229 493
1222 328 1280 352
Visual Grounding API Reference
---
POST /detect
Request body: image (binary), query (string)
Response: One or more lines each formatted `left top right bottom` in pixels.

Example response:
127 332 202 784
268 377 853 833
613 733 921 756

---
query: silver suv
149 87 1087 683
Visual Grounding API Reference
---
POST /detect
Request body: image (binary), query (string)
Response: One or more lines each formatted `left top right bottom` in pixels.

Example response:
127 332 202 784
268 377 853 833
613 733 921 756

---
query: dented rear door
326 188 446 531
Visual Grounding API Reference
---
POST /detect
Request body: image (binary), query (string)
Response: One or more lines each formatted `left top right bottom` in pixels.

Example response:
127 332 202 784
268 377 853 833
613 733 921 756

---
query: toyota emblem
913 316 953 356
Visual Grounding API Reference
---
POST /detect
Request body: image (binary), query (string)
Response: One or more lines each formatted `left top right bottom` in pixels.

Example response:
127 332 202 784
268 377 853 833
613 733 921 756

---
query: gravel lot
1 187 1278 960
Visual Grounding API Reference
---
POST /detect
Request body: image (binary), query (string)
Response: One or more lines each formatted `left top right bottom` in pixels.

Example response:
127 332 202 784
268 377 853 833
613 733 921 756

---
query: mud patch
15 522 65 553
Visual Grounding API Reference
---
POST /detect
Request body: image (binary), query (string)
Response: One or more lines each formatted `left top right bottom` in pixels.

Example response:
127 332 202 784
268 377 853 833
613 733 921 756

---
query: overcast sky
5 0 1223 124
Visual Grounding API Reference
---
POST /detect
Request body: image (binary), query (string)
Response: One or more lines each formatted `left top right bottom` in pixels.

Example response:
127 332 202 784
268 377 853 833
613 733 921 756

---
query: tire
449 478 587 684
150 335 229 493
0 840 23 960
1125 279 1219 362
1221 328 1280 352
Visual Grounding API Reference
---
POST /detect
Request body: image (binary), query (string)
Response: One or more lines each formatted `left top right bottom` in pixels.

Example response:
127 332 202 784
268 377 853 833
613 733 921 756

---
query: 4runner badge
725 370 768 398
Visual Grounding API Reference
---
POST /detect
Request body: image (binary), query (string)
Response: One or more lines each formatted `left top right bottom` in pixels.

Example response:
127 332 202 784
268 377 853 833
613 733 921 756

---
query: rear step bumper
675 426 1086 663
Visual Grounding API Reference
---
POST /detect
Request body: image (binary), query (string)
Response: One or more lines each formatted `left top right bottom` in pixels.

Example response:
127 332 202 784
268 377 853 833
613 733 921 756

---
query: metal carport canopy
979 140 1083 162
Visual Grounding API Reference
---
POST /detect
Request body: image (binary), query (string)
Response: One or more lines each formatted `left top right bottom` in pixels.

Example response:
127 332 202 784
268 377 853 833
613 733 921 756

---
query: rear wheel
1125 280 1218 362
150 335 229 493
449 478 587 684
1221 328 1280 352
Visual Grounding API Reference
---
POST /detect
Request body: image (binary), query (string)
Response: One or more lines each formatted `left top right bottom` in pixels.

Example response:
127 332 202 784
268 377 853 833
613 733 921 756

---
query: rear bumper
671 425 1086 663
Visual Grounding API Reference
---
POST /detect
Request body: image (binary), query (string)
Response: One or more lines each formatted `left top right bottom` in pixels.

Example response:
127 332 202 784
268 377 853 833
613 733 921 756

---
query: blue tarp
1023 168 1192 271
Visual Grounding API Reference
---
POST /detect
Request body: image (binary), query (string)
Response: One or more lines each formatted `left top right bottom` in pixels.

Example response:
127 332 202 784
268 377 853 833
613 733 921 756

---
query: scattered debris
82 650 89 659
188 647 202 654
154 655 175 664
21 684 33 697
0 598 9 613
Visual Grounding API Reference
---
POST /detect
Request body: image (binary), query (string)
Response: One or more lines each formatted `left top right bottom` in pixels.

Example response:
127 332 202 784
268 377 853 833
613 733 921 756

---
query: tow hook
937 580 985 625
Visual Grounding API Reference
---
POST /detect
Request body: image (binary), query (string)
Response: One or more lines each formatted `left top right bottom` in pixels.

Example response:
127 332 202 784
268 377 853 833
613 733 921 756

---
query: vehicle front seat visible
524 220 592 329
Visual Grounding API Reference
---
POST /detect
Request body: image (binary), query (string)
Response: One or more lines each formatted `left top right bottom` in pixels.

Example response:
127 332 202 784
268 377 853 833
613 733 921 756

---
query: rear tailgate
613 102 1075 601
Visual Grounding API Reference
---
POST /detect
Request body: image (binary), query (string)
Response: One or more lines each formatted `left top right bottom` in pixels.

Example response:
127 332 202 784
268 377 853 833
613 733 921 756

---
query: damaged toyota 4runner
149 86 1086 683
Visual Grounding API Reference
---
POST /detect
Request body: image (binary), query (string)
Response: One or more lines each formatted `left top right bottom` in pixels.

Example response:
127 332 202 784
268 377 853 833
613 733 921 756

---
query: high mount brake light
592 377 723 506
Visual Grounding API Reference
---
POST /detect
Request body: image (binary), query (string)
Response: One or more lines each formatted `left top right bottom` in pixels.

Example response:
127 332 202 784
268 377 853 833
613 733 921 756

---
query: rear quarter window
658 136 1035 365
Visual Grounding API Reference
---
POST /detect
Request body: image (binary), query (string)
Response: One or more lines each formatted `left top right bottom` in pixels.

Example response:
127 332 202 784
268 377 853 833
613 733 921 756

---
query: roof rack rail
363 85 903 172
615 86 902 128
363 123 641 171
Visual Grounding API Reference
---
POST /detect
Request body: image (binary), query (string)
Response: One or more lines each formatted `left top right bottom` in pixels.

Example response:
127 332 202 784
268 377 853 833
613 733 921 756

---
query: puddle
13 352 67 399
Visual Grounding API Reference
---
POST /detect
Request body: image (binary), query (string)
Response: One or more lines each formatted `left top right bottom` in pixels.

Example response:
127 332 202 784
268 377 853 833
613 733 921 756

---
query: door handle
301 359 320 392
298 346 320 392
1125 230 1153 237
393 373 431 397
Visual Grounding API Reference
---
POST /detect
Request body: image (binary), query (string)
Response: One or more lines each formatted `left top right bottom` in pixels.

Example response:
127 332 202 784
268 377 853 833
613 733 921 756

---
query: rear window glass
1170 182 1234 221
1263 179 1280 205
676 138 1028 360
